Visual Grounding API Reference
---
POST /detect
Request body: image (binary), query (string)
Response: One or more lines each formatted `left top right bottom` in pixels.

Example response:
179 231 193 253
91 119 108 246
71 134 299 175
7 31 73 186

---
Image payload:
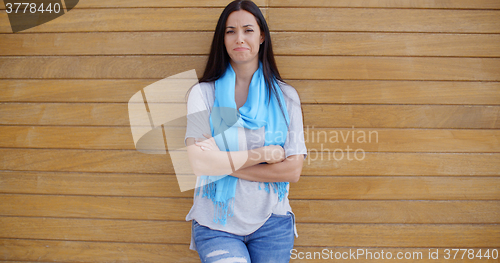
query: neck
230 60 259 87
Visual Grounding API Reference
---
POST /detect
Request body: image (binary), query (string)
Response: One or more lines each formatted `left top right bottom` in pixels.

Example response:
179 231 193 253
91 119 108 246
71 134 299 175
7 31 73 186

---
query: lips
234 47 249 51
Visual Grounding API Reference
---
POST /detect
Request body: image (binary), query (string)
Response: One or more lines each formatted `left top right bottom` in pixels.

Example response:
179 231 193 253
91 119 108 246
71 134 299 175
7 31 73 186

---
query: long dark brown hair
187 0 288 125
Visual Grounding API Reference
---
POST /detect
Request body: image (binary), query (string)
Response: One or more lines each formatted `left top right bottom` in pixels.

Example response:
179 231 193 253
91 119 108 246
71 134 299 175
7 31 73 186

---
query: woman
184 0 307 262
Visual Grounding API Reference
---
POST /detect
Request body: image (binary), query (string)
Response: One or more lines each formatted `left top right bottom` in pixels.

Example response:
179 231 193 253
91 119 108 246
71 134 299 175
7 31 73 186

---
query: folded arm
186 135 303 183
230 154 304 183
186 137 283 177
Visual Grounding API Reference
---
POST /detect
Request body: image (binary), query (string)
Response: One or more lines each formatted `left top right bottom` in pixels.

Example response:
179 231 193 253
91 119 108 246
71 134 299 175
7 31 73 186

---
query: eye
226 30 235 34
245 29 254 32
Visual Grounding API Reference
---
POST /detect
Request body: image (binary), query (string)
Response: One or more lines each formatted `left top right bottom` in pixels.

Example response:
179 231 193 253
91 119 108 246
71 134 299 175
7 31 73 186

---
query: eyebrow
226 24 254 28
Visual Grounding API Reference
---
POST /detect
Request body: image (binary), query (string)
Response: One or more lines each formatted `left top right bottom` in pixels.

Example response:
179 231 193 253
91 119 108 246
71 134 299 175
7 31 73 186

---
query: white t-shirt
184 80 308 251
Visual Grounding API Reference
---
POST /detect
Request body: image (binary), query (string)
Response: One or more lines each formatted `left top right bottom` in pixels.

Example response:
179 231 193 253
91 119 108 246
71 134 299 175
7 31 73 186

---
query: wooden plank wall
1 0 499 262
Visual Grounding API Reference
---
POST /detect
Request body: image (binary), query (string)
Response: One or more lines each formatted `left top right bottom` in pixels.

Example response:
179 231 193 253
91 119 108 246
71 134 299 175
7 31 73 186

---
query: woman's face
224 10 264 66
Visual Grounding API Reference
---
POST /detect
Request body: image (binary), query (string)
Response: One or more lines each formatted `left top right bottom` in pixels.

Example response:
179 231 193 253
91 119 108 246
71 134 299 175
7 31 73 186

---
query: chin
229 55 258 65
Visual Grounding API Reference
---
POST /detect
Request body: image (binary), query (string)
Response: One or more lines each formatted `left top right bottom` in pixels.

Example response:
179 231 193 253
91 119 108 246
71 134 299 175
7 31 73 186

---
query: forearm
187 144 268 176
230 154 304 183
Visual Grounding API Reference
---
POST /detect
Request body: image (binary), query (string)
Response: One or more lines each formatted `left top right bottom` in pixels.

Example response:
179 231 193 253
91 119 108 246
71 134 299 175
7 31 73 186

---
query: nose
236 31 244 44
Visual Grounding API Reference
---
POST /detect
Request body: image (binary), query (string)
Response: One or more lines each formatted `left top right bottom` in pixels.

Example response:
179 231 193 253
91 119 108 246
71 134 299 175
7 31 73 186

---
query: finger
196 141 213 148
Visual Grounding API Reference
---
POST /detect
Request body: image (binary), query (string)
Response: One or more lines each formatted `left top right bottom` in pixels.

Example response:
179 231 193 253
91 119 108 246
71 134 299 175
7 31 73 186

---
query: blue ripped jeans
192 212 295 263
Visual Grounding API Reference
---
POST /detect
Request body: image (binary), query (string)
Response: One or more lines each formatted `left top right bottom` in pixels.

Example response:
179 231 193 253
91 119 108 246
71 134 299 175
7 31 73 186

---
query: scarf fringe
195 177 235 226
259 182 289 201
196 178 288 225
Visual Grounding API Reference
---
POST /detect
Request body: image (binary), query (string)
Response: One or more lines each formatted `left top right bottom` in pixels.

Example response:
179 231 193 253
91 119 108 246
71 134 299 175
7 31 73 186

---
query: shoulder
277 80 301 106
187 81 215 103
198 81 215 92
190 81 214 96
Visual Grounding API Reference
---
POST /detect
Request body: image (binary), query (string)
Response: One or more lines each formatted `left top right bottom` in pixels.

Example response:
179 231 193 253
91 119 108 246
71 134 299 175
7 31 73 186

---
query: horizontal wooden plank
1 149 500 176
0 216 498 247
3 239 498 263
290 80 500 105
276 56 500 81
292 200 500 223
0 194 194 221
274 32 500 57
269 0 500 9
1 8 499 33
1 194 498 223
2 32 500 57
1 103 498 128
1 149 499 176
0 8 224 33
2 126 500 153
0 103 131 126
0 0 266 8
290 177 500 200
1 0 497 9
0 56 207 79
289 248 500 262
1 79 499 105
0 79 152 103
0 239 199 263
1 171 499 199
0 216 191 244
301 105 500 129
268 8 500 33
0 171 193 198
2 0 498 9
1 56 499 81
297 224 500 247
0 32 212 56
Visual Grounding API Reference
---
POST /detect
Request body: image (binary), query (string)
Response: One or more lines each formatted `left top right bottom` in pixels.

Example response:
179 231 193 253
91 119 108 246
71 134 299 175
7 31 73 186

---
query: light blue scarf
196 62 290 225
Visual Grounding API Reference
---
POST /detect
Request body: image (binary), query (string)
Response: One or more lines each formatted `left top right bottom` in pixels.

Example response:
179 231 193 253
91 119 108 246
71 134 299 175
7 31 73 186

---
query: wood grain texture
290 176 500 200
1 149 499 176
2 0 497 9
0 171 194 198
291 200 500 223
2 149 500 176
273 32 500 57
1 56 499 81
295 224 500 247
1 103 498 128
1 79 499 105
303 128 500 153
0 56 207 79
0 216 498 247
3 239 498 263
301 105 500 129
0 0 267 8
2 32 500 57
289 80 500 105
1 8 499 33
276 56 500 81
0 8 224 33
1 194 498 223
0 32 213 56
269 0 500 9
0 239 199 263
2 126 499 153
268 8 500 33
1 171 498 199
0 0 498 259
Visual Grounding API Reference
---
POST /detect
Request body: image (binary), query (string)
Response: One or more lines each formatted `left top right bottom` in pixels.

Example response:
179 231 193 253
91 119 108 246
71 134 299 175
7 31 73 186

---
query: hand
265 145 286 164
194 133 220 151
